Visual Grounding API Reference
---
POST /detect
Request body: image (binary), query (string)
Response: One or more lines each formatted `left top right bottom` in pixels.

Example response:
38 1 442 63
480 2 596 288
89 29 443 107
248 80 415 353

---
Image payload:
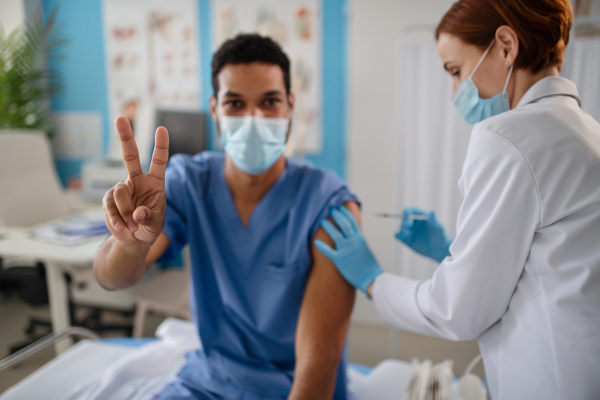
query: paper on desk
55 217 109 236
30 217 109 246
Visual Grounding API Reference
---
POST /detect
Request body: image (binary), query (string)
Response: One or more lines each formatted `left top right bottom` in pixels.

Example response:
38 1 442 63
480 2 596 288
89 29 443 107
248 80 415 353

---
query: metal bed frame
0 327 99 373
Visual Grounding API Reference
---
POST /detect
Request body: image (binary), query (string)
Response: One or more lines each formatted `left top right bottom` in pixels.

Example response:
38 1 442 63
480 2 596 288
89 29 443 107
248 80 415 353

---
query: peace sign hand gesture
102 117 169 245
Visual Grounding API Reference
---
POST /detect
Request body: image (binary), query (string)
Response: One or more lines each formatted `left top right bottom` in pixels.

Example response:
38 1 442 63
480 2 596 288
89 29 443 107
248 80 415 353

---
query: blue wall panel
306 0 347 179
43 0 109 185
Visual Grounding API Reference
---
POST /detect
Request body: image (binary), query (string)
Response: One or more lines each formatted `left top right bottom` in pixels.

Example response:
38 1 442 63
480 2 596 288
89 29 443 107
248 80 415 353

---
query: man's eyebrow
223 91 242 97
262 90 285 97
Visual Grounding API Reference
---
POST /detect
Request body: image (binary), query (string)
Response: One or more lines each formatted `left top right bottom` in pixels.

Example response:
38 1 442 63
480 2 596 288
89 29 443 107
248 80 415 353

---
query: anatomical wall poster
103 0 201 165
213 0 322 155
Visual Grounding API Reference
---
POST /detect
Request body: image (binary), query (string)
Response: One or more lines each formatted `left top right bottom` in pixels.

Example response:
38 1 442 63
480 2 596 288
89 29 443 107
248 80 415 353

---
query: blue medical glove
395 207 453 263
314 207 385 295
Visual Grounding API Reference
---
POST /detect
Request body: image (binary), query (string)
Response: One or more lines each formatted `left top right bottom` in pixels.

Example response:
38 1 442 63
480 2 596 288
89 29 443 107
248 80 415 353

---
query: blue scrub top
161 152 359 400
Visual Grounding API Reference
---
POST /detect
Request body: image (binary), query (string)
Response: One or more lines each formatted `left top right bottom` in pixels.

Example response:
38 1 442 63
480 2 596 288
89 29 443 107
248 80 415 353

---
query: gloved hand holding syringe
315 206 454 299
375 213 428 220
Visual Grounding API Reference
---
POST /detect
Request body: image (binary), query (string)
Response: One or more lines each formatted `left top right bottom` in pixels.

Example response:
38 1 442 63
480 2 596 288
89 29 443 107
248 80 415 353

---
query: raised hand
102 117 169 244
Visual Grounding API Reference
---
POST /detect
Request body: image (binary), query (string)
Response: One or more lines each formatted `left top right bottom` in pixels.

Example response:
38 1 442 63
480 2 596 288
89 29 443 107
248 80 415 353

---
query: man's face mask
219 115 289 175
452 39 514 125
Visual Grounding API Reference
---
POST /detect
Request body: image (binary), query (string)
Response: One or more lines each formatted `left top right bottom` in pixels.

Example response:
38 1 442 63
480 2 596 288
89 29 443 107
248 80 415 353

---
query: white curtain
393 35 472 280
393 31 600 281
561 36 600 124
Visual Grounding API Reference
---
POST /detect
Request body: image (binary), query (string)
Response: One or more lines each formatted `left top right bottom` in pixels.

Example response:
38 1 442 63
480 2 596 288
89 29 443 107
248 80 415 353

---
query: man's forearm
288 217 357 400
288 353 340 400
93 236 152 290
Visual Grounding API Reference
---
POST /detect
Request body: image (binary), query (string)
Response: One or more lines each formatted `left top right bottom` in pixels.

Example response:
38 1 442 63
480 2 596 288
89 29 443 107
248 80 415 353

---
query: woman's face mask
452 39 514 125
219 115 289 175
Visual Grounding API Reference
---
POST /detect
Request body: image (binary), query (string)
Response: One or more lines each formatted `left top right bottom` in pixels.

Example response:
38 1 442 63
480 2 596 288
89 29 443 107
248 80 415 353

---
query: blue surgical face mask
219 115 289 175
452 39 514 125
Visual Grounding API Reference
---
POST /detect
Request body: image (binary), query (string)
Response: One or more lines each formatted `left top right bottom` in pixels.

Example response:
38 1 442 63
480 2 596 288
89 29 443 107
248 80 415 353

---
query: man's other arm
288 201 359 400
94 232 170 290
94 118 173 290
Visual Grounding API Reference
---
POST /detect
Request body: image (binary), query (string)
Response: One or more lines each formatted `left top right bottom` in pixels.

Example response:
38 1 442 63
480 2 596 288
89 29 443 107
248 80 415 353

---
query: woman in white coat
315 0 600 398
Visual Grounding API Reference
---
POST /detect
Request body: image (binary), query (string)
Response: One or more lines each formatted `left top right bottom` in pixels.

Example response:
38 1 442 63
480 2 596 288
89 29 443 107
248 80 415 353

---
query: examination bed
0 319 457 400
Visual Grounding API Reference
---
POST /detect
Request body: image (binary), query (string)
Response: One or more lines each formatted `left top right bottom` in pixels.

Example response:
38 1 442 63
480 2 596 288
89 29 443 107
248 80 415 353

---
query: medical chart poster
103 0 202 165
213 0 323 155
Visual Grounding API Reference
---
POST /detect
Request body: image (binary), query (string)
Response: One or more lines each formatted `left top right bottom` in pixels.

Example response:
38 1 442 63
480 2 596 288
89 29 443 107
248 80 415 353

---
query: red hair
436 0 573 73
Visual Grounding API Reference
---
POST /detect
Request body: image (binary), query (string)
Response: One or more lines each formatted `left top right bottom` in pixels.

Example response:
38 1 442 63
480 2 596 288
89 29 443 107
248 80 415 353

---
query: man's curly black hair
211 33 291 97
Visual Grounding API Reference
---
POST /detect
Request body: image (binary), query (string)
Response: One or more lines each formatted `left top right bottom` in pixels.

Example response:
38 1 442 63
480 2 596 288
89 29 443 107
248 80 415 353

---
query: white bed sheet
1 318 417 400
0 340 137 400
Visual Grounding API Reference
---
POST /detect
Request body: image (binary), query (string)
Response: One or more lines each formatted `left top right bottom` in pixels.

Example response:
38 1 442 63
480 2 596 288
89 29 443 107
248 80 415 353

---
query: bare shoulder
343 201 361 226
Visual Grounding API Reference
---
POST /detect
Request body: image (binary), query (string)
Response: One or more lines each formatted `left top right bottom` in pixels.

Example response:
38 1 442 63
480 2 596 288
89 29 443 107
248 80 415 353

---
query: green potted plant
0 8 66 137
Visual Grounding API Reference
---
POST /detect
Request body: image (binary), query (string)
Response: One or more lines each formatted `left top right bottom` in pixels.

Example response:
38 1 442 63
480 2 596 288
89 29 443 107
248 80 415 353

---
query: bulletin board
102 0 202 165
212 0 323 155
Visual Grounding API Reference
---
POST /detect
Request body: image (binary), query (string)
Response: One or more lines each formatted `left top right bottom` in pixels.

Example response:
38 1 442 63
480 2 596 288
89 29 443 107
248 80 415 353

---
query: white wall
0 0 25 37
346 0 600 328
347 0 455 325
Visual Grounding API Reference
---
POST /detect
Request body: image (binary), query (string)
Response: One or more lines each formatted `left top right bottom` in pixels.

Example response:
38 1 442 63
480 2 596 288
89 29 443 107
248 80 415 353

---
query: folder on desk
30 217 109 246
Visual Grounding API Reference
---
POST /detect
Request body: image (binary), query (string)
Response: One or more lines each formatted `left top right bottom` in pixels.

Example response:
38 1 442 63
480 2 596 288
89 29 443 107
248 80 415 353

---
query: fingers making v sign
102 117 170 244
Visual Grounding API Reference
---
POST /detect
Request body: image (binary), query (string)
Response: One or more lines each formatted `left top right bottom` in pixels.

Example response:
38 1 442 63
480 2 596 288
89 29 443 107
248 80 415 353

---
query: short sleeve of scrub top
161 154 359 261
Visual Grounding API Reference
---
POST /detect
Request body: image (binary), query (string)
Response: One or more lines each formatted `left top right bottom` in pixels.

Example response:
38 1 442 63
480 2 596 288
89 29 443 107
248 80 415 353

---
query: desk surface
0 209 106 265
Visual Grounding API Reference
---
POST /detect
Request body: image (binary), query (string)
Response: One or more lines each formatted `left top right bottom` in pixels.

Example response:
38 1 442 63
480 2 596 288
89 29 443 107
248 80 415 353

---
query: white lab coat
373 77 600 400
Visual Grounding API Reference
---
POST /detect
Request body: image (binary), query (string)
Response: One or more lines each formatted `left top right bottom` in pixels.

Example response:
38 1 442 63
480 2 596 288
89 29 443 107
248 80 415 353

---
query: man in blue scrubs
94 34 360 399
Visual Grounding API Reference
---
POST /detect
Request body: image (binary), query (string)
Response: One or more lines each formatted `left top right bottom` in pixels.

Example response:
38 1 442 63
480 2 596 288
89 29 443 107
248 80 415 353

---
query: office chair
0 131 133 353
0 260 52 341
123 111 206 337
129 247 192 337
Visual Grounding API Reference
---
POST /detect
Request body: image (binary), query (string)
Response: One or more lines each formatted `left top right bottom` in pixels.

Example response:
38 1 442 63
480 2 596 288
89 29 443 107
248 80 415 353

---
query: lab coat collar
516 76 582 109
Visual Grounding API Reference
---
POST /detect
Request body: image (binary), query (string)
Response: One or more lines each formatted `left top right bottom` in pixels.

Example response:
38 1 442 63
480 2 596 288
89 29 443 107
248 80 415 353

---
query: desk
0 209 107 354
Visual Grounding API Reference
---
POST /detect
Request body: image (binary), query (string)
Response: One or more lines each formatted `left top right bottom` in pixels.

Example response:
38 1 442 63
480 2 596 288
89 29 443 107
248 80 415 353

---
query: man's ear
287 92 295 118
284 93 295 143
210 95 219 124
495 25 519 66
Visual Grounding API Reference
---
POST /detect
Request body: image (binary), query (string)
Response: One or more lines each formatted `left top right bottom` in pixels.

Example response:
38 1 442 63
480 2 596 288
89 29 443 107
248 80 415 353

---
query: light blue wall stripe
306 0 347 180
199 0 217 150
43 0 109 185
